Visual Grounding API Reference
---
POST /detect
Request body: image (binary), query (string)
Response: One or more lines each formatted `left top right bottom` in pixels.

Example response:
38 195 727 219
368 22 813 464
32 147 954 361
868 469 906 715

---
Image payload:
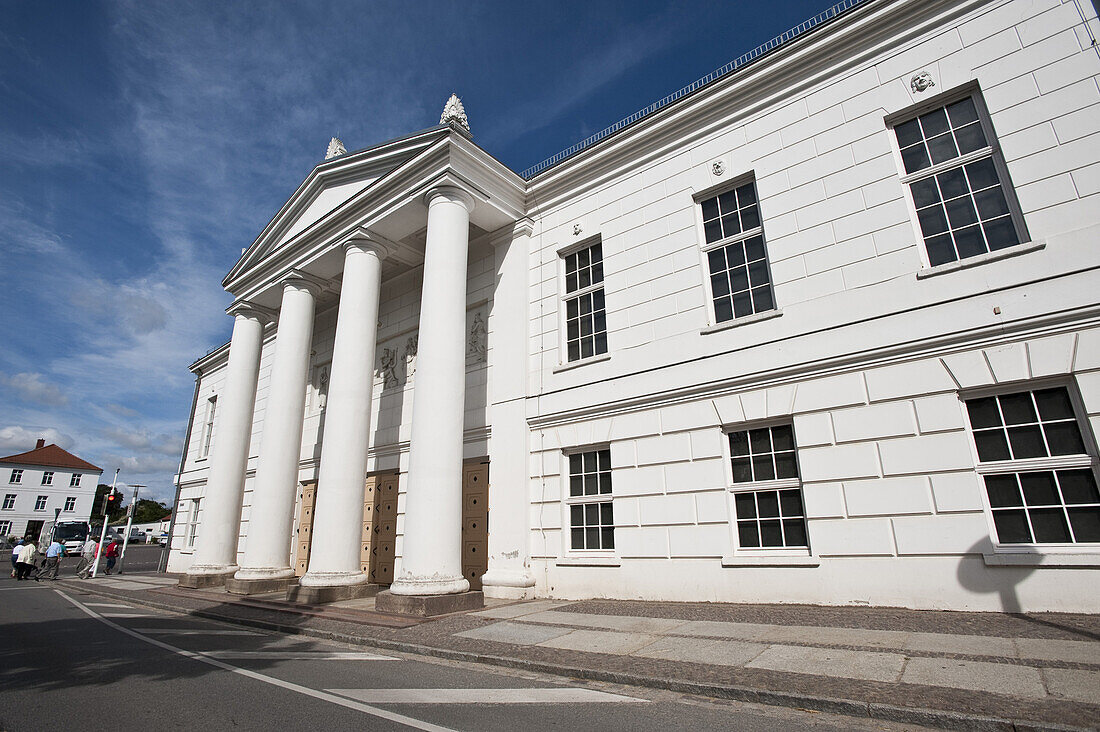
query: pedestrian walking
74 536 98 579
35 539 64 581
15 540 37 580
103 538 121 575
10 539 23 578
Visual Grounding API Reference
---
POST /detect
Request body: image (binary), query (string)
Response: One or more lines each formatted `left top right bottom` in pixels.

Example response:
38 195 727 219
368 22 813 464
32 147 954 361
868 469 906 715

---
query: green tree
131 499 171 524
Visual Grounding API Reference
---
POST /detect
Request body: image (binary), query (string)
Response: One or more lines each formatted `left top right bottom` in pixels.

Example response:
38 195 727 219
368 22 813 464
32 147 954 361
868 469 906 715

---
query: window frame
962 380 1100 556
9 469 22 484
187 498 201 548
200 395 217 459
721 419 813 561
557 236 609 366
70 473 82 487
693 173 780 328
0 520 11 536
34 495 48 511
560 445 617 558
41 471 53 486
2 494 15 511
886 84 1030 272
63 496 77 512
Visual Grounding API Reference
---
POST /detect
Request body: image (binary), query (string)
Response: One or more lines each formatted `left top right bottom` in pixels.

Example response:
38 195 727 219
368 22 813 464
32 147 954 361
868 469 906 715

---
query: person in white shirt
74 537 99 579
15 540 37 580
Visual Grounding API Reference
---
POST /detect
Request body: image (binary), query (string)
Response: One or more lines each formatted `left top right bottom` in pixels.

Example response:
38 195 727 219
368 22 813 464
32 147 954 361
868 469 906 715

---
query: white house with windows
0 439 102 540
169 0 1100 613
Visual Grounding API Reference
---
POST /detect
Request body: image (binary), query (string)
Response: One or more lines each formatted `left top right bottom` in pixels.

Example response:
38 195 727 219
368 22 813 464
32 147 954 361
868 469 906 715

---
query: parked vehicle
52 521 91 556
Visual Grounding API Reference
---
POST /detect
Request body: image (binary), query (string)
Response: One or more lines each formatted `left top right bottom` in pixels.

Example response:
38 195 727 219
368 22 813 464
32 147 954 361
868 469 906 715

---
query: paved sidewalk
55 573 1099 731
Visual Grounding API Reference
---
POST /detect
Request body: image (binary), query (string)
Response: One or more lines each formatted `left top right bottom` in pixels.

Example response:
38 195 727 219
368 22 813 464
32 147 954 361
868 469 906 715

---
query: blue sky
0 0 838 502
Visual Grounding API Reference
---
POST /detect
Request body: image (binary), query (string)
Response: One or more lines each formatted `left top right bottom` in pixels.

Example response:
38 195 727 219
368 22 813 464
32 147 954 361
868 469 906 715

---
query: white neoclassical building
170 0 1100 613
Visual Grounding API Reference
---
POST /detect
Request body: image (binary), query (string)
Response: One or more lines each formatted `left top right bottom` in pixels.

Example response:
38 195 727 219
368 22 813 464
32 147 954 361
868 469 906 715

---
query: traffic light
104 491 118 517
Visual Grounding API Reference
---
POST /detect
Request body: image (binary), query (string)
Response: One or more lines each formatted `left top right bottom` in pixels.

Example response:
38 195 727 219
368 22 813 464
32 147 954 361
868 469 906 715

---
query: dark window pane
577 267 590 289
570 475 583 497
592 261 603 284
736 182 757 206
570 453 583 475
584 474 598 496
967 397 1002 428
592 289 604 310
601 527 615 549
731 457 753 483
974 187 1009 220
577 247 589 268
760 519 783 546
937 167 969 200
581 338 593 359
1007 425 1047 459
925 233 956 266
565 272 578 293
593 310 606 334
974 429 1011 461
568 341 580 361
740 204 761 231
571 505 583 526
734 493 757 519
729 266 749 292
701 197 719 220
953 225 987 260
598 449 611 469
1043 421 1085 456
985 474 1021 507
717 190 737 213
599 472 612 494
586 527 599 548
946 197 979 228
983 217 1019 251
733 291 754 318
714 298 734 323
748 260 770 287
583 451 596 472
757 491 780 518
752 455 775 482
721 213 741 238
1030 508 1071 543
775 452 798 479
947 97 979 126
727 242 747 267
601 502 614 525
901 144 931 174
751 286 774 312
928 133 960 165
729 431 749 456
738 521 760 548
779 489 804 516
955 122 988 155
1058 470 1100 504
911 177 941 208
590 243 602 263
999 393 1037 424
744 236 766 262
585 503 599 524
1034 389 1074 420
917 205 949 236
965 158 1000 190
993 509 1032 543
920 107 950 137
567 297 579 319
894 119 923 148
1020 472 1059 505
704 220 723 244
782 518 808 547
579 294 592 315
580 315 592 337
571 527 584 550
749 429 771 453
772 425 794 451
1067 508 1100 542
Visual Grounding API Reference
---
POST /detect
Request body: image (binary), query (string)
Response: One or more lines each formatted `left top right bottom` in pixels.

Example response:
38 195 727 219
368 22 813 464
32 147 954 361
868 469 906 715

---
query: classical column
481 220 537 598
385 185 476 604
229 275 319 593
180 303 269 588
297 236 388 601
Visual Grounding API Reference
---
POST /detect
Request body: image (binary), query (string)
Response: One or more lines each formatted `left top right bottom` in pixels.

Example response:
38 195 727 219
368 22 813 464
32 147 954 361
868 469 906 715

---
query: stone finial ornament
910 71 935 93
440 94 470 134
325 137 348 159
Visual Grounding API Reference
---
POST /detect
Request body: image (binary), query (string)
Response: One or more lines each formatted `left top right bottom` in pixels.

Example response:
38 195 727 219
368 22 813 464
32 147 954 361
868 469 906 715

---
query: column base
375 589 483 617
287 582 380 605
179 569 236 589
481 568 536 600
225 576 296 595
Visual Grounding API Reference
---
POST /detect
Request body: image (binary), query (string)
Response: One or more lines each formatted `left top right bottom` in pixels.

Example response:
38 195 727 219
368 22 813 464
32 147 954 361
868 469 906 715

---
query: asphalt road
0 578 934 731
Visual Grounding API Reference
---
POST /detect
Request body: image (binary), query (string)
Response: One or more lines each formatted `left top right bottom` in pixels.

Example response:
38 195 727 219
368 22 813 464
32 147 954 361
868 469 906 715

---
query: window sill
553 353 611 373
722 554 820 567
915 240 1045 279
701 309 782 335
556 556 621 567
983 551 1100 568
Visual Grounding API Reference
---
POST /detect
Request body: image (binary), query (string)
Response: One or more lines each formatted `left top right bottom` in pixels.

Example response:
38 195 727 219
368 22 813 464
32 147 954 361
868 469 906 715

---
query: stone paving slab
537 629 658 655
668 620 777 641
456 621 574 646
1015 638 1100 665
632 636 768 667
471 600 569 620
901 657 1046 698
1042 668 1100 704
747 645 906 683
521 610 687 634
764 624 913 649
905 631 1019 658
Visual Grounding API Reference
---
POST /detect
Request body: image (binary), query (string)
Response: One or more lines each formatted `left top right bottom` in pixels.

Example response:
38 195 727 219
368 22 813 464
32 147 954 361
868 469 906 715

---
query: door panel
461 460 489 590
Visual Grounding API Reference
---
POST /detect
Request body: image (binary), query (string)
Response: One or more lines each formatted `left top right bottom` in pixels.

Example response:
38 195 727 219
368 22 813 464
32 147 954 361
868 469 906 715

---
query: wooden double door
294 460 488 589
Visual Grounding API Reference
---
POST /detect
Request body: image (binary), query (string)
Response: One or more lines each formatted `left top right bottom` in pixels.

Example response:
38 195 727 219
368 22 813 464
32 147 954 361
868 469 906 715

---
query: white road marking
99 612 157 618
85 603 135 609
56 590 458 732
329 688 647 704
201 651 399 661
132 628 262 636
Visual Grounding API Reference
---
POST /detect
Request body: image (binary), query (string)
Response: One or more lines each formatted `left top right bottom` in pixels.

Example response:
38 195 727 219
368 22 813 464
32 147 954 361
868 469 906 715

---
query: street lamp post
90 468 119 579
117 484 144 575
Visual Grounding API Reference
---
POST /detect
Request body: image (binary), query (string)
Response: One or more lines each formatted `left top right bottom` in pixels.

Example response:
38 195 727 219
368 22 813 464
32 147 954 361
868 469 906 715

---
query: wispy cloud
0 426 74 453
0 372 69 407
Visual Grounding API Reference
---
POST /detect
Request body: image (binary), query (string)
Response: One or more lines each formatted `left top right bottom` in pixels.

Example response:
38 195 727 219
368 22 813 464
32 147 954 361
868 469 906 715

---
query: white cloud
0 372 69 407
0 426 74 453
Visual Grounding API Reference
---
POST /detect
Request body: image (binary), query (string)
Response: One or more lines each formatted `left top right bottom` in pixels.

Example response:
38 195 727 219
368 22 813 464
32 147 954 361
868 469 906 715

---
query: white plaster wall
0 465 100 539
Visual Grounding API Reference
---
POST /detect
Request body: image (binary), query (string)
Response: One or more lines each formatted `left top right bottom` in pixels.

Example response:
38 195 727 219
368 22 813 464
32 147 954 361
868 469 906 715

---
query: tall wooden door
363 473 398 585
293 482 317 577
462 460 489 590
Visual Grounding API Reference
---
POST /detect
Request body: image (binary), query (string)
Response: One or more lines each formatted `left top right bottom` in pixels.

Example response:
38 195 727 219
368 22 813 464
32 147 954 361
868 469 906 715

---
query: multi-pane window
187 499 201 548
70 473 82 487
2 494 15 510
34 495 48 511
893 94 1024 267
201 396 217 457
727 424 808 549
9 469 22 483
700 179 775 323
41 471 53 485
0 520 11 536
64 496 77 512
562 242 607 362
566 448 614 551
966 387 1100 545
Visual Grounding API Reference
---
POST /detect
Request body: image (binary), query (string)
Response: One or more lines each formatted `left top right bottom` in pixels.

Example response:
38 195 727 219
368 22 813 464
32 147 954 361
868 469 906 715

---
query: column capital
279 269 326 298
343 228 397 261
226 300 276 324
424 184 476 213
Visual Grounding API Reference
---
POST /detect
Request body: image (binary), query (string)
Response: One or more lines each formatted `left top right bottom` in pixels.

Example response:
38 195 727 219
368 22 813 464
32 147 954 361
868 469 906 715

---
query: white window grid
64 497 77 512
697 178 777 323
560 239 608 363
41 471 53 485
964 385 1100 548
889 89 1028 268
70 473 81 487
34 495 48 511
564 448 615 552
0 520 11 536
2 494 15 510
187 499 201 548
201 395 217 458
723 422 810 553
9 469 22 484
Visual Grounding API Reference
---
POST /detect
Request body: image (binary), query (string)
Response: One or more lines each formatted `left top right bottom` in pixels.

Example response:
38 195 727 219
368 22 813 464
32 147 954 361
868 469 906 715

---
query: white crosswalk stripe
85 603 135 609
201 651 399 661
328 688 647 704
133 628 262 636
99 612 156 618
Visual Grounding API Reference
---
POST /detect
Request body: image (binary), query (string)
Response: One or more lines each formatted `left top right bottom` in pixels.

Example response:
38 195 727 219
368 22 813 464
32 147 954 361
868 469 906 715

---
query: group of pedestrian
8 535 122 581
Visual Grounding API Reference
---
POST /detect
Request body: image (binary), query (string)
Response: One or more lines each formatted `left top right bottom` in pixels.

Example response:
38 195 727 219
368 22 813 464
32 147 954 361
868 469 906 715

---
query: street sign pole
90 468 119 579
117 484 144 574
